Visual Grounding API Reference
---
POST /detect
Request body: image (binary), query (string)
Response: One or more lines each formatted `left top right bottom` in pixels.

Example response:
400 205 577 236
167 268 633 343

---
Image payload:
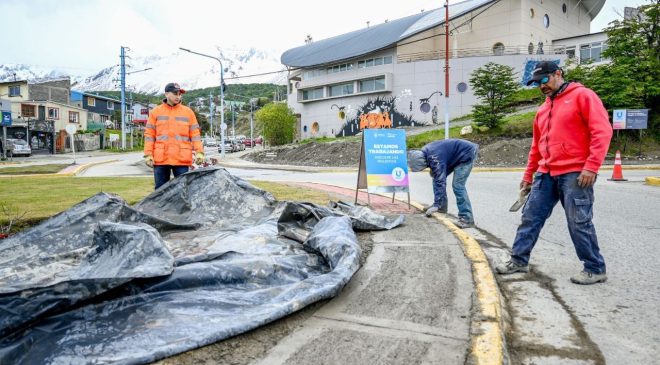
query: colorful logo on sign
613 109 626 130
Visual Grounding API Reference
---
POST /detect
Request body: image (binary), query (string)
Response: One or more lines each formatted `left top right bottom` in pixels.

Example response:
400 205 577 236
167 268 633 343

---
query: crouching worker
144 82 205 189
408 139 479 228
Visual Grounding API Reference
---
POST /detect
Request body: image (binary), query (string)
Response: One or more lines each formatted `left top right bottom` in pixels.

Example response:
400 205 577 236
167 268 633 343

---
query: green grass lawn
0 176 330 234
0 164 71 175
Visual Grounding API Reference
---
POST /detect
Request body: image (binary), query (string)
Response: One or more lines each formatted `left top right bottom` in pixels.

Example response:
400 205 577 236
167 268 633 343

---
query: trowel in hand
509 188 530 212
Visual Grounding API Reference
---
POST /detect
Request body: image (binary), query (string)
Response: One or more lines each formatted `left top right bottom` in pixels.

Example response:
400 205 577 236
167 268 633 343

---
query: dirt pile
244 137 660 168
475 138 532 167
245 141 362 167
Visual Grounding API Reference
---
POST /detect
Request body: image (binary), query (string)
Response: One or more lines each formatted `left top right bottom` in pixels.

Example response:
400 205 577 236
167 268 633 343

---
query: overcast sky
0 0 647 75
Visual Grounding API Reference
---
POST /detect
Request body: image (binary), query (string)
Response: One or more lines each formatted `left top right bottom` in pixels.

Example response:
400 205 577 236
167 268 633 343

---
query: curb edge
645 177 660 186
408 200 505 365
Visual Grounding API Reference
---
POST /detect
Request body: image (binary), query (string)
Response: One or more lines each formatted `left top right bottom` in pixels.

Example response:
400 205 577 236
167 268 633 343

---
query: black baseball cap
164 82 186 94
526 61 560 86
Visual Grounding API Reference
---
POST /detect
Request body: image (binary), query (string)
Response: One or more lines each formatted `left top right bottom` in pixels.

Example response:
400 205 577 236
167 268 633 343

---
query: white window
359 76 385 92
69 111 79 123
48 107 59 120
329 82 354 97
87 97 95 106
383 56 393 64
107 101 114 110
302 87 324 100
8 85 20 97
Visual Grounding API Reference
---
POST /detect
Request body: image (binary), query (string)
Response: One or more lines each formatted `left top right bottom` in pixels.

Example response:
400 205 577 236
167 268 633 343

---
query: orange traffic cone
608 150 627 181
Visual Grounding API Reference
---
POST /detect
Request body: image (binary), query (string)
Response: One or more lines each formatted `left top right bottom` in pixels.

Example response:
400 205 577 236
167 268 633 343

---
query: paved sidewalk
249 182 505 365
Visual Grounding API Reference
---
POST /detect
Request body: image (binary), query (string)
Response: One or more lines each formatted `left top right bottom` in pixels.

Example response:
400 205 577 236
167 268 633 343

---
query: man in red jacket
496 61 613 285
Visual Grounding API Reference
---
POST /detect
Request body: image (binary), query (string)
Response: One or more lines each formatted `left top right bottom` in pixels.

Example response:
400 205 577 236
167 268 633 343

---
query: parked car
243 136 263 148
230 139 245 151
203 138 218 147
219 140 238 153
4 138 31 157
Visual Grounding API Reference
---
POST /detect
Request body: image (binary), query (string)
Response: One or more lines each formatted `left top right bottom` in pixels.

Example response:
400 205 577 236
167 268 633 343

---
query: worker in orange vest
144 83 204 189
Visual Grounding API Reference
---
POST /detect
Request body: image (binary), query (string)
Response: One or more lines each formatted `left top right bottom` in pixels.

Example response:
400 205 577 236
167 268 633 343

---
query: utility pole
444 0 450 139
209 92 214 137
231 103 235 140
250 99 255 149
120 46 127 149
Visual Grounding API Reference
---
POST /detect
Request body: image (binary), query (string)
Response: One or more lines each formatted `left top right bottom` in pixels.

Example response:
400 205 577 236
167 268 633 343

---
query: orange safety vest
143 102 203 166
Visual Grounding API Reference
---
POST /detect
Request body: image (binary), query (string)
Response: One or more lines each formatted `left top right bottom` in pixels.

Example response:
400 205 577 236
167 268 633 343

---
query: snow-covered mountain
1 46 287 94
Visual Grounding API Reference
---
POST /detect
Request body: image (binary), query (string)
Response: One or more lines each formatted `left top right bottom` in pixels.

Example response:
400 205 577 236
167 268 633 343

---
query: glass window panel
580 44 591 63
366 59 374 67
384 56 392 64
359 79 374 92
374 57 383 66
358 61 365 69
340 64 346 72
374 77 385 90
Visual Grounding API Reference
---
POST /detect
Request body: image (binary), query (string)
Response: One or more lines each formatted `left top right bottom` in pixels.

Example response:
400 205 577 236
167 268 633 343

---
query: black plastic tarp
0 167 404 364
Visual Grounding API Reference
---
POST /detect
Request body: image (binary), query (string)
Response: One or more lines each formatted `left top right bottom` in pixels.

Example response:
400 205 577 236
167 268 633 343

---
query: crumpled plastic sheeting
0 167 403 365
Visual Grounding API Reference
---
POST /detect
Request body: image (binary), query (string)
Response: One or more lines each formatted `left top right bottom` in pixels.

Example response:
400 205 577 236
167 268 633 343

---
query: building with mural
281 0 605 139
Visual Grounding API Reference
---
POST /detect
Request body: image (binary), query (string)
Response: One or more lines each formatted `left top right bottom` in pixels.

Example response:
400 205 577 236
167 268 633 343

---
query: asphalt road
68 151 660 363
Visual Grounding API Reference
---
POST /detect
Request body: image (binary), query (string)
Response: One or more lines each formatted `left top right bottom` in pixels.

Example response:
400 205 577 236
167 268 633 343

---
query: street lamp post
179 47 225 158
122 66 151 149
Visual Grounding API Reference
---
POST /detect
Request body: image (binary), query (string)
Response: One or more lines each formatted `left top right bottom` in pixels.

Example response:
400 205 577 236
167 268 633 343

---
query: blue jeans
511 172 606 274
453 160 474 223
154 165 189 190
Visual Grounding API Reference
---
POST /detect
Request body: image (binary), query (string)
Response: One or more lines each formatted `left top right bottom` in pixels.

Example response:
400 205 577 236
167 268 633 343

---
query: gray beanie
407 150 427 172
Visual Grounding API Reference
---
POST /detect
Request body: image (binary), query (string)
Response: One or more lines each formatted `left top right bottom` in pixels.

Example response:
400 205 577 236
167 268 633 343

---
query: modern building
281 0 605 139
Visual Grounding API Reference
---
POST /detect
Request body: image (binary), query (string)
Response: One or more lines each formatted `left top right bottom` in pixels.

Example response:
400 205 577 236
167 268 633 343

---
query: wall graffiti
336 96 418 137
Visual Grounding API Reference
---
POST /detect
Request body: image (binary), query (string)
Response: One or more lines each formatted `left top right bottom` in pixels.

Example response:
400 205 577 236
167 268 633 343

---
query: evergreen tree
469 62 520 129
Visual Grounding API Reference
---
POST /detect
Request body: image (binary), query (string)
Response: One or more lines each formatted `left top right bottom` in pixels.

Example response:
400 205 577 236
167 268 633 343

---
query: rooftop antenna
366 21 370 27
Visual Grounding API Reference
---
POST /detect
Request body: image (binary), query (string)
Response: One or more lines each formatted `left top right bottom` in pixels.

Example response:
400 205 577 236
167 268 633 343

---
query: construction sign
357 129 409 194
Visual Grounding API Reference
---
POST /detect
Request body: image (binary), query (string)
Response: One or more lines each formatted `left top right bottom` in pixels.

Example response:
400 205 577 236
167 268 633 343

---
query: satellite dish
65 124 77 135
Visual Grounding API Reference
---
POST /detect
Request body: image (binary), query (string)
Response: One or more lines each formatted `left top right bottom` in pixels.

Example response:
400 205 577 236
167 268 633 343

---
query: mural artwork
336 96 417 137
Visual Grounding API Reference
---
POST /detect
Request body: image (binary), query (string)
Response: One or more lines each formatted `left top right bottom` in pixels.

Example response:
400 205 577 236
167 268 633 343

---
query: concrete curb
407 201 505 365
645 177 660 186
473 164 660 173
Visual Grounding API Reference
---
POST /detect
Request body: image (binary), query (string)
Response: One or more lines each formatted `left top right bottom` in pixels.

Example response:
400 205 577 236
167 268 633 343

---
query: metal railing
397 45 567 63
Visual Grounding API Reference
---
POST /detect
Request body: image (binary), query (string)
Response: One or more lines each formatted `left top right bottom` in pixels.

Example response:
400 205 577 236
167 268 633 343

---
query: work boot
455 217 474 228
570 270 607 285
496 260 529 275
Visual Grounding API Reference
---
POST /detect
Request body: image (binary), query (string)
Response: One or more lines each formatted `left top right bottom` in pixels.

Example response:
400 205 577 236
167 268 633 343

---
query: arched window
303 125 308 133
528 42 534 54
492 42 505 56
311 122 319 135
543 14 550 28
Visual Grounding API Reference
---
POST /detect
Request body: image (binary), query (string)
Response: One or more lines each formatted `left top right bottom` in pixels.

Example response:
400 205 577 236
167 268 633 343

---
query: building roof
71 90 121 103
281 0 497 68
281 0 605 68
